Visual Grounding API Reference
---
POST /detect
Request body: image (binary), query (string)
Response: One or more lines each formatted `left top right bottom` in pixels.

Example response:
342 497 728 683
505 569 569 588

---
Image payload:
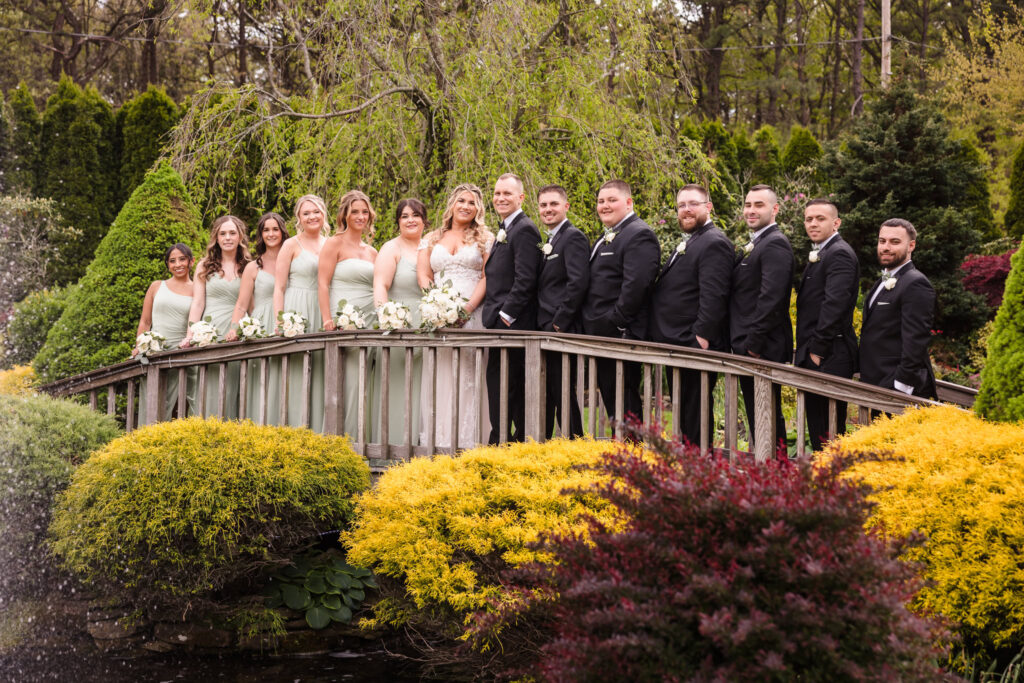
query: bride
417 184 493 449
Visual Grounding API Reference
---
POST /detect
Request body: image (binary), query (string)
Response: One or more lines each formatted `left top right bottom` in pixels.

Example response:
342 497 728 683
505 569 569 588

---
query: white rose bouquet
376 300 411 333
189 317 219 347
334 301 368 330
237 314 266 340
134 331 165 357
278 310 307 338
419 280 469 332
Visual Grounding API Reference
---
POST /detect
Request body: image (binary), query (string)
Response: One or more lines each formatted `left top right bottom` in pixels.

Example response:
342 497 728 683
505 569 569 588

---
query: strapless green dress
202 273 242 419
328 258 378 441
283 249 324 428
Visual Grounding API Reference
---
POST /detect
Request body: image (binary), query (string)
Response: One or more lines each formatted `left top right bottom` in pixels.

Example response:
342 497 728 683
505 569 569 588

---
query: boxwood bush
49 418 370 619
0 394 121 605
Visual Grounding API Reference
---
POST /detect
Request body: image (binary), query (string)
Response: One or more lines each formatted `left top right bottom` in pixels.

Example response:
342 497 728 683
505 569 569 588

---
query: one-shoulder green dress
140 281 196 420
376 257 422 445
283 249 324 428
202 273 242 419
247 268 280 423
329 258 377 441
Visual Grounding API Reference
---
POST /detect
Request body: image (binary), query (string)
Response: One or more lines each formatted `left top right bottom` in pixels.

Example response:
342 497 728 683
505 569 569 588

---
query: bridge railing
41 330 972 470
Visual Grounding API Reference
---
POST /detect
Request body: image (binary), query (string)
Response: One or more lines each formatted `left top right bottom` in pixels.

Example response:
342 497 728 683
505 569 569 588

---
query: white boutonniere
496 228 507 243
676 241 687 255
743 241 754 254
808 250 819 263
604 231 616 243
540 242 553 255
884 277 898 290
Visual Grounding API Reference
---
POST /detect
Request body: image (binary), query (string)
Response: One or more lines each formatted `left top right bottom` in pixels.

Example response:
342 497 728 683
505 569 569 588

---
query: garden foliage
837 406 1024 662
976 246 1024 421
33 161 204 383
343 439 620 635
961 249 1016 311
50 418 370 618
0 195 74 323
1006 141 1024 238
0 365 37 396
118 85 180 201
781 125 823 174
468 423 948 681
4 83 41 195
1 285 76 369
0 394 120 605
750 125 783 186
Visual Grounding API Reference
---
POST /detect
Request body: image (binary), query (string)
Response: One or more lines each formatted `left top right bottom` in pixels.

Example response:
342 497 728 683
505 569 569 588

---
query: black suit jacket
859 262 937 399
581 213 661 340
536 221 590 333
794 234 860 367
729 224 794 362
482 211 543 330
647 221 733 351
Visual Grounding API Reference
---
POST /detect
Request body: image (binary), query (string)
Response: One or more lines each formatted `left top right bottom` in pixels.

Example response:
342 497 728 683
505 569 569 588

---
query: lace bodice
429 244 484 299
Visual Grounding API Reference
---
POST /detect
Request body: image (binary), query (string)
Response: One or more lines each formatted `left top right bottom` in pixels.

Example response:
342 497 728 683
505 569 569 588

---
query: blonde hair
293 194 332 236
336 190 377 238
428 183 493 257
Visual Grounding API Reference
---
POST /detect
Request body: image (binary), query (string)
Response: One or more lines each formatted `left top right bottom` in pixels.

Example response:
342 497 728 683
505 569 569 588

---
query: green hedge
2 285 76 369
118 86 180 202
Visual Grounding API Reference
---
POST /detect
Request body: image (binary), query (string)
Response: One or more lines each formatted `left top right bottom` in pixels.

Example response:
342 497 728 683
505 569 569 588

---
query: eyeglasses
676 201 708 209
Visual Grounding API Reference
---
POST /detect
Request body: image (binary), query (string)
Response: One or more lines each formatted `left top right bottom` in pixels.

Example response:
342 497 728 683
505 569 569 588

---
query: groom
483 173 543 443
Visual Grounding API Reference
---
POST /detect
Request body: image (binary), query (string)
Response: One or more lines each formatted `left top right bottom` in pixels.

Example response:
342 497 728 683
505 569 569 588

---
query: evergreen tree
818 81 987 344
698 120 741 214
976 247 1024 421
1005 141 1024 238
6 83 42 195
33 162 204 383
733 129 756 178
0 92 11 194
750 125 782 186
119 86 180 203
953 138 998 241
38 75 120 286
782 125 823 174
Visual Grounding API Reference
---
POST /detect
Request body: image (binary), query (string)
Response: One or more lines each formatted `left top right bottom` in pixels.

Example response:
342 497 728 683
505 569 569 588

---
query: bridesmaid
372 199 426 446
275 195 329 428
135 243 196 418
227 212 287 422
182 216 251 418
319 190 378 441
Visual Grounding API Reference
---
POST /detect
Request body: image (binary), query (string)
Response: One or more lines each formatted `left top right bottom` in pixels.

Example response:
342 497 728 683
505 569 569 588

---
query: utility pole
880 0 891 88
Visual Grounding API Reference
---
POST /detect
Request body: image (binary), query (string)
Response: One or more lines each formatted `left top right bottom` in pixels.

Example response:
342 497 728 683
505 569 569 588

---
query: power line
656 35 885 53
0 24 297 50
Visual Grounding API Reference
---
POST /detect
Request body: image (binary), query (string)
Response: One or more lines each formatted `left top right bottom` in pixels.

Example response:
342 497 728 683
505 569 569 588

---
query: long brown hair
200 215 251 281
427 183 493 257
254 212 288 269
336 190 377 238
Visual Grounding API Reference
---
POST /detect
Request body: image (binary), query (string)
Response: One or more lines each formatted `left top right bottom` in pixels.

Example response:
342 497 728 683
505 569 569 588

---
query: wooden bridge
41 330 975 470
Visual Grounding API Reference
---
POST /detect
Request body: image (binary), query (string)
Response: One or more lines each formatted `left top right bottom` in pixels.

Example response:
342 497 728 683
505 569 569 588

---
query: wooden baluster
258 358 268 425
796 390 807 459
423 347 436 455
498 348 508 445
753 375 774 463
724 373 738 454
474 348 485 446
380 346 391 456
642 363 652 428
560 352 571 438
858 405 871 428
89 390 98 411
587 356 597 437
699 371 710 453
323 344 340 435
614 360 624 440
403 347 414 458
177 368 187 417
357 348 367 446
827 398 838 442
524 339 544 441
576 354 585 430
278 355 289 426
144 365 163 425
216 362 227 418
107 385 116 415
300 350 312 428
126 380 136 432
197 365 207 417
671 368 682 440
654 364 664 425
450 347 461 451
238 359 248 420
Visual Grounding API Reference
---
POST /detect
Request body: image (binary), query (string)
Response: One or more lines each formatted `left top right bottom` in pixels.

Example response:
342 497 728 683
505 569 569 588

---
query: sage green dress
202 273 242 419
329 258 377 441
140 281 196 420
376 257 422 445
247 268 280 424
283 250 324 429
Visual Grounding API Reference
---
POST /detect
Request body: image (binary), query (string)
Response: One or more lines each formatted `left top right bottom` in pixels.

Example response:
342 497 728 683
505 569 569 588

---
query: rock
86 618 142 640
153 622 234 649
141 639 175 653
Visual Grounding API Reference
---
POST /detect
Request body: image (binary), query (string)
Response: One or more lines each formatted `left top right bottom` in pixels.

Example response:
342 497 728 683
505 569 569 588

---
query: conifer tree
6 83 42 195
1005 141 1024 238
976 247 1024 421
0 92 11 194
733 129 756 177
38 76 120 285
953 138 997 241
782 125 823 174
750 126 782 186
33 162 204 383
119 86 180 203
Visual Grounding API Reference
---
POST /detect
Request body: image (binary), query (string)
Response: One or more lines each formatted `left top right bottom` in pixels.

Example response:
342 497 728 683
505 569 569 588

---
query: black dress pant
596 356 642 426
544 350 583 438
487 347 525 444
799 351 854 451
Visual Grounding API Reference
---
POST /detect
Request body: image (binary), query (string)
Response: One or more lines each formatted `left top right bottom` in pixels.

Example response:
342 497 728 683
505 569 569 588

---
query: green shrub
343 439 621 637
977 246 1024 421
0 91 11 194
750 125 782 186
33 161 204 383
118 86 180 201
0 195 72 319
50 418 370 619
0 365 37 396
1006 141 1024 238
0 394 121 605
5 82 41 195
781 125 823 174
262 548 378 629
2 285 77 369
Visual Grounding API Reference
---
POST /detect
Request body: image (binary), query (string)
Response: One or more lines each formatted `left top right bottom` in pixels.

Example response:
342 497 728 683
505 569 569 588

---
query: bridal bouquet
334 301 368 330
376 300 411 333
419 280 469 332
134 331 165 357
237 314 266 340
278 310 307 338
189 318 219 347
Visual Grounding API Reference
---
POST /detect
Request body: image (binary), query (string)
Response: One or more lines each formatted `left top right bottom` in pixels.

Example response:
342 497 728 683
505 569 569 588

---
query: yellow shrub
344 439 623 633
833 405 1024 656
0 365 37 396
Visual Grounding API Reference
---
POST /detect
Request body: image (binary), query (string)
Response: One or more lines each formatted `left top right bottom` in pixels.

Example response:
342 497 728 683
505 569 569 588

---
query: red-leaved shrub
468 422 951 682
961 249 1017 311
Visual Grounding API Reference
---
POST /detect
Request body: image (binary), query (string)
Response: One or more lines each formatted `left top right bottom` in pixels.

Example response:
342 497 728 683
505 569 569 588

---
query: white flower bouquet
237 314 266 340
135 331 165 357
334 301 368 330
278 310 307 338
189 317 219 347
376 300 411 333
419 280 469 332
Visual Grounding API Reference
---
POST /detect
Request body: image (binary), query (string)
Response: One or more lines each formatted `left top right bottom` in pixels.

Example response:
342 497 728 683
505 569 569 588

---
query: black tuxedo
581 213 661 421
648 221 733 445
537 220 590 438
483 210 543 443
859 262 937 399
730 224 794 449
794 234 860 450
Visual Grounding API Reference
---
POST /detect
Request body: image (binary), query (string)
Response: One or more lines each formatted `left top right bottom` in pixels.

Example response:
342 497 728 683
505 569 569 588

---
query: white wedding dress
420 243 491 449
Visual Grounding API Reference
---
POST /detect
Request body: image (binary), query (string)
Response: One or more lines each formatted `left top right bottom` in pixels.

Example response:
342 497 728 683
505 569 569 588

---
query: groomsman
730 184 794 451
581 180 661 422
483 173 543 443
647 184 733 446
535 184 590 438
859 218 937 400
794 199 860 450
